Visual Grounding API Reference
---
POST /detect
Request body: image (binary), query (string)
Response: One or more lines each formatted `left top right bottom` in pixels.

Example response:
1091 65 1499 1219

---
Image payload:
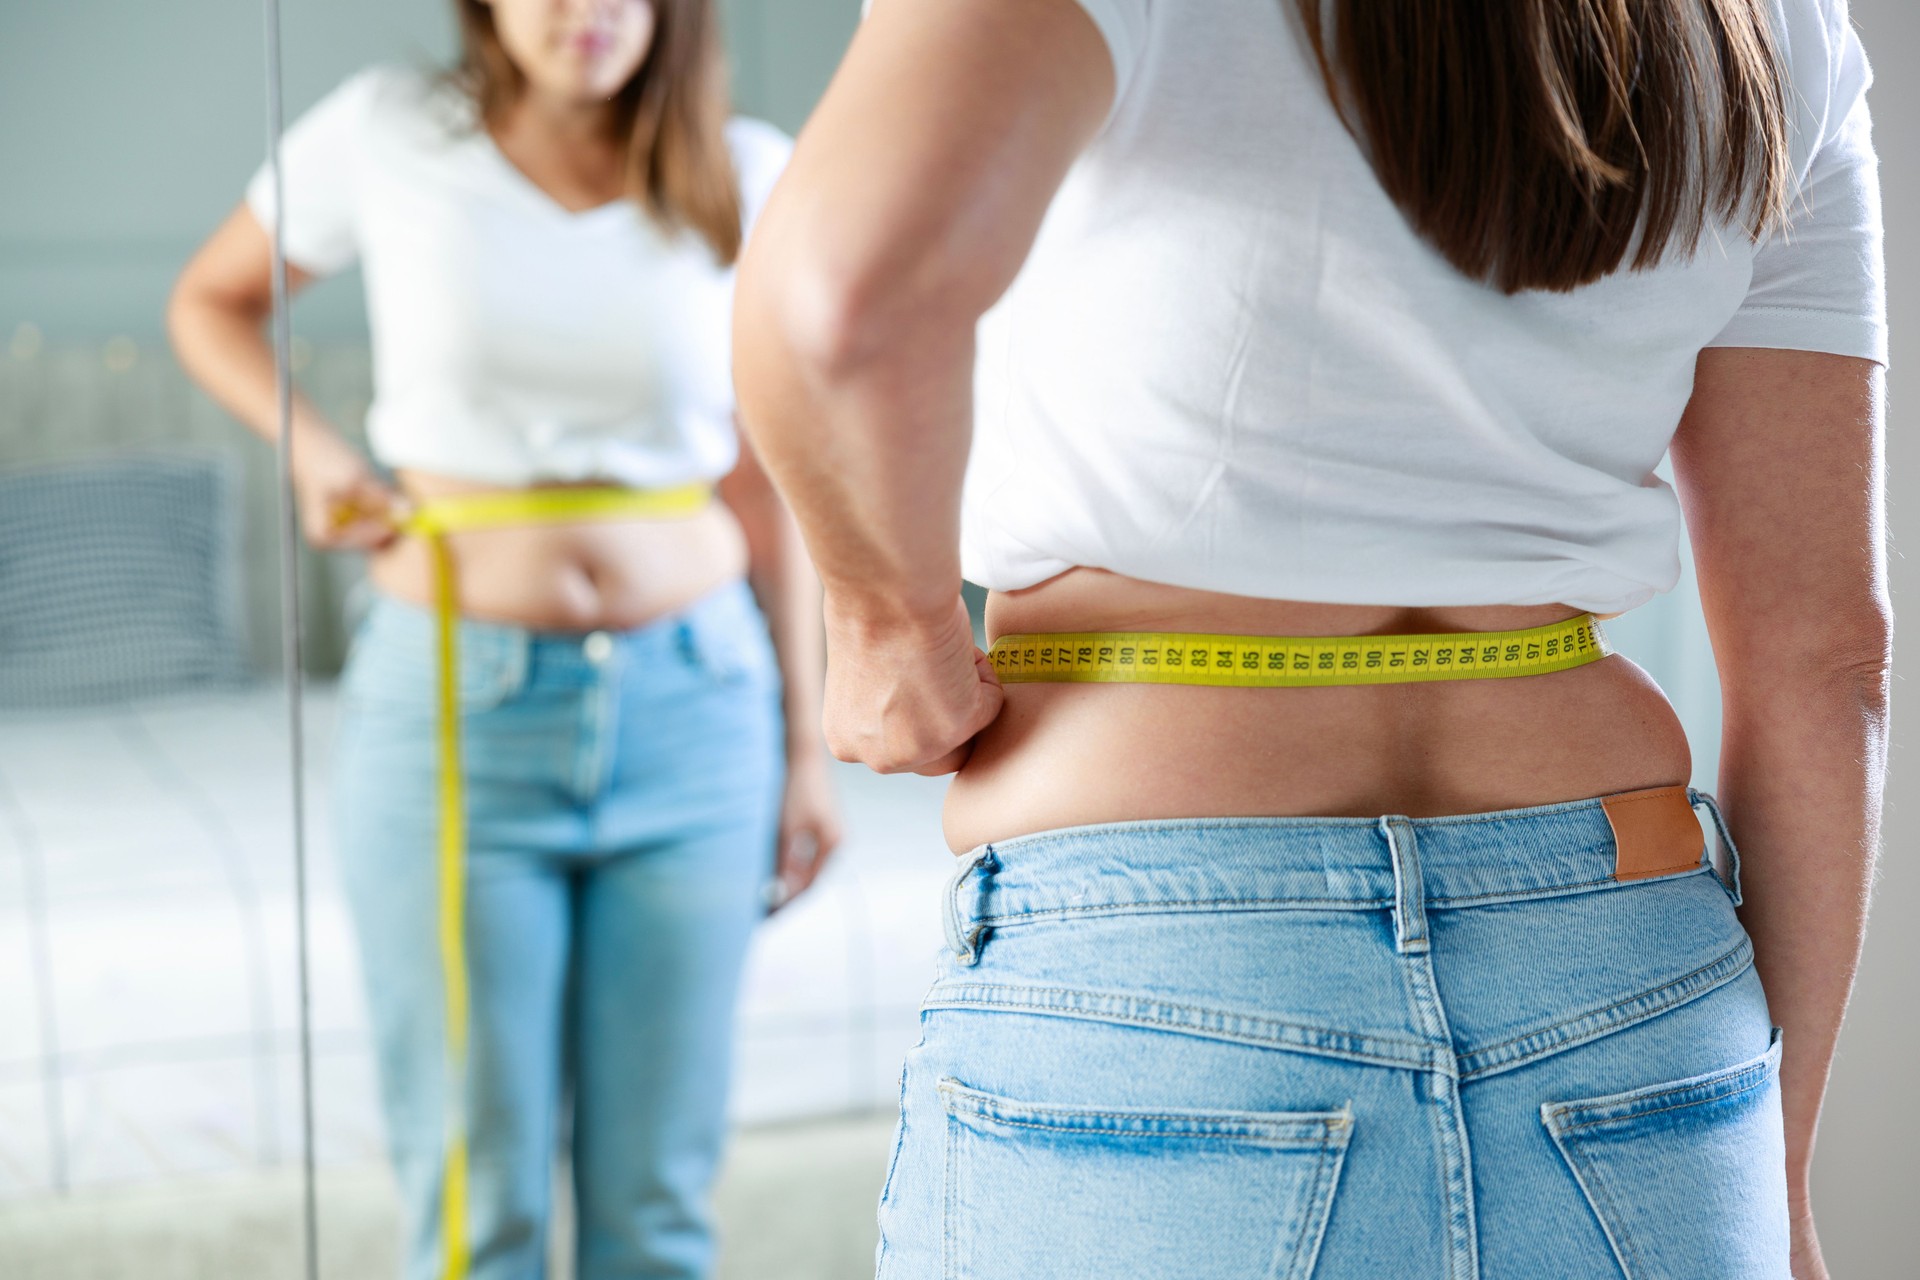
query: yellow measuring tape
366 483 712 1280
988 613 1611 686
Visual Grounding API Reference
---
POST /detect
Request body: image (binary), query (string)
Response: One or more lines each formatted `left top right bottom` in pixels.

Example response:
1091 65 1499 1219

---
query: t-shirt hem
1070 1 1144 123
1707 308 1888 366
959 547 1662 617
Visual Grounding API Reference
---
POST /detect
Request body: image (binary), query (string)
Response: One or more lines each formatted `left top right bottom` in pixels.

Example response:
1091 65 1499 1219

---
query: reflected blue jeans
875 793 1786 1279
333 580 783 1280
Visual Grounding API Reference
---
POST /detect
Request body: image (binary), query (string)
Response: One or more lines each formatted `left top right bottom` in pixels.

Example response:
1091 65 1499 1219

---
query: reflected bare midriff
941 567 1693 853
366 469 751 633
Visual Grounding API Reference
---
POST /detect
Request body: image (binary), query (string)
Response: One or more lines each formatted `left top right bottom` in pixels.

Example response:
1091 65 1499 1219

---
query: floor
0 1109 900 1280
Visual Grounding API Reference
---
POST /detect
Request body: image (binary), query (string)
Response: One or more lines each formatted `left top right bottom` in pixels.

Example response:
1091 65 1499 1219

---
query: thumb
965 656 1006 738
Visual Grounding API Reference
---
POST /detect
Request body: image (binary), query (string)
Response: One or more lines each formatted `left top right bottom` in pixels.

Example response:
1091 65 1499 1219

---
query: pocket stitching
1542 1029 1785 1280
1550 1069 1778 1135
940 1079 1354 1280
1286 1127 1351 1280
1550 1130 1645 1280
941 1078 1353 1143
1542 1027 1783 1133
874 1022 929 1279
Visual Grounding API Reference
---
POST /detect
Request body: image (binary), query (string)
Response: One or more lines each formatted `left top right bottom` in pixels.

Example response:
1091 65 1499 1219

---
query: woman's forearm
723 466 831 757
761 511 828 759
731 0 1111 629
1716 659 1889 1195
167 291 334 449
733 287 975 628
167 206 337 451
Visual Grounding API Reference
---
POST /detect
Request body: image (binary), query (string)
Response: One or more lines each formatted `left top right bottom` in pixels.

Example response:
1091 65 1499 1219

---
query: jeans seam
942 1111 959 1280
1550 1131 1644 1278
940 1084 1350 1136
946 1111 1342 1144
967 862 1686 925
924 982 1443 1072
975 802 1623 858
1551 1071 1778 1134
1457 937 1754 1081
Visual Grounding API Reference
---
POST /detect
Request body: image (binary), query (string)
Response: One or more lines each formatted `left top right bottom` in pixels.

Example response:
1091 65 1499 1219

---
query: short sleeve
726 116 795 239
1071 0 1151 117
244 68 383 276
1709 1 1886 364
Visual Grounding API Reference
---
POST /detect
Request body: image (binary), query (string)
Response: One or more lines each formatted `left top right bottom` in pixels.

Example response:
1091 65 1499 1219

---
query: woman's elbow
736 209 974 393
1722 594 1893 704
738 251 880 386
163 272 206 360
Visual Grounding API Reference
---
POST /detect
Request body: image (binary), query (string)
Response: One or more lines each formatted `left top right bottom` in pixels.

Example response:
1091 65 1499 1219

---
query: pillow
0 450 252 706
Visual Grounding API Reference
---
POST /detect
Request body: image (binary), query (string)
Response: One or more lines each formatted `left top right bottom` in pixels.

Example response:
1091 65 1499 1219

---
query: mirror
0 3 955 1277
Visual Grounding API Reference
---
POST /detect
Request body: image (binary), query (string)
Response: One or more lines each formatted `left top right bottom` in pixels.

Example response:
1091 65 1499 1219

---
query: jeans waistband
943 789 1740 962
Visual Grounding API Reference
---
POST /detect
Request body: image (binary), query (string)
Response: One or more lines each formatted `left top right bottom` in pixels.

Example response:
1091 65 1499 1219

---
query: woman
168 2 840 1276
736 1 1885 1277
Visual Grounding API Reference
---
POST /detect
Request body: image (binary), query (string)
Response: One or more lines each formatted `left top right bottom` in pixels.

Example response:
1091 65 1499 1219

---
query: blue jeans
876 794 1786 1279
332 580 783 1280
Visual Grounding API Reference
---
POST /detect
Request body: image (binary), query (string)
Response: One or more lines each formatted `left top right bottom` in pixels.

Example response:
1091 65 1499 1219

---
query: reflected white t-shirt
247 67 792 489
962 0 1886 614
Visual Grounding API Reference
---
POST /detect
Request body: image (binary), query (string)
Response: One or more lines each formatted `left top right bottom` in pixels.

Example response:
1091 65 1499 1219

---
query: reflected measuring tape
988 613 1612 687
374 483 713 1280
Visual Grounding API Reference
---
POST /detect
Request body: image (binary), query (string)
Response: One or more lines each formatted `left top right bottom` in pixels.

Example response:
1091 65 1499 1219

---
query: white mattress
0 683 955 1198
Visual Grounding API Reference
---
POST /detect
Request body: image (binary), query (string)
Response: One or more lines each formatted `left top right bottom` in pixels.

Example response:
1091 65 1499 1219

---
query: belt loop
943 846 995 965
1687 789 1744 906
1380 816 1429 955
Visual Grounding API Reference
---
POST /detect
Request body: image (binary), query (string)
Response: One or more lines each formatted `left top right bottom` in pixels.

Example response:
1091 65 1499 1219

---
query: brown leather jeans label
1602 785 1705 881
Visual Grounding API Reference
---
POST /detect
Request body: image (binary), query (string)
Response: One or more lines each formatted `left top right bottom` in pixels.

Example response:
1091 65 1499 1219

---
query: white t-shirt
962 0 1886 614
247 67 792 489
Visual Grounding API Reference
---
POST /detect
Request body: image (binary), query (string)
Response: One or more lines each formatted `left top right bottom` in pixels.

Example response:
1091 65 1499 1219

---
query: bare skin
735 1 1887 1274
170 0 841 900
948 582 1690 850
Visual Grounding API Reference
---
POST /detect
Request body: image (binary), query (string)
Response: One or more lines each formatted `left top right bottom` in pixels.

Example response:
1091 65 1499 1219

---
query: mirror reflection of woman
739 1 1885 1277
169 2 839 1276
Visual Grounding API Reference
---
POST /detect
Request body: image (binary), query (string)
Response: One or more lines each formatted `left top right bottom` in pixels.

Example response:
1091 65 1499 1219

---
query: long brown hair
1295 0 1792 294
451 0 743 264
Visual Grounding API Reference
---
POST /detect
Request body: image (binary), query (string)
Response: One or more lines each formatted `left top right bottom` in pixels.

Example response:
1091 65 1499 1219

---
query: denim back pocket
1542 1027 1787 1280
939 1079 1351 1280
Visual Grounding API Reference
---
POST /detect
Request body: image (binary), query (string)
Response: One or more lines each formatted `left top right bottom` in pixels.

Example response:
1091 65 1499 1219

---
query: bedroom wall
1806 2 1917 1272
0 0 858 341
0 0 863 675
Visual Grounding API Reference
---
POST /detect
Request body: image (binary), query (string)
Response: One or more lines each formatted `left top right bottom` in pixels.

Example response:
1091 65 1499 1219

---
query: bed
0 681 954 1200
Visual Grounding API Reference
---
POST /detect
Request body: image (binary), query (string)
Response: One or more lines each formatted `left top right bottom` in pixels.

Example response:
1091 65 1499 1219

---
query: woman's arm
1669 347 1890 1280
718 435 843 905
167 204 399 550
732 0 1114 775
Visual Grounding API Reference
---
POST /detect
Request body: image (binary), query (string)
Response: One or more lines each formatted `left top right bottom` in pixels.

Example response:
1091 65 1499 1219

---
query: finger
761 877 792 914
331 519 395 552
776 828 827 901
911 741 973 777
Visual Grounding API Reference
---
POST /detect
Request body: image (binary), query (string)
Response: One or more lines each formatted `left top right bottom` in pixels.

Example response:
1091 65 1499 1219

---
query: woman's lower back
944 568 1693 852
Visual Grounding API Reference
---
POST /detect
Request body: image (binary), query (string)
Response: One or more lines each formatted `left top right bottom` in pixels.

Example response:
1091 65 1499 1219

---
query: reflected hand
822 594 1004 777
293 425 405 552
768 752 845 912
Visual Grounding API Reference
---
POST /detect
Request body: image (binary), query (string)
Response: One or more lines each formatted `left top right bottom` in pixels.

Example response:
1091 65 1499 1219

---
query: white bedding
0 683 954 1197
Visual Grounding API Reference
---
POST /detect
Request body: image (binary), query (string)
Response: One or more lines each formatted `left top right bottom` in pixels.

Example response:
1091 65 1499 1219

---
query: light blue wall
0 0 860 341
